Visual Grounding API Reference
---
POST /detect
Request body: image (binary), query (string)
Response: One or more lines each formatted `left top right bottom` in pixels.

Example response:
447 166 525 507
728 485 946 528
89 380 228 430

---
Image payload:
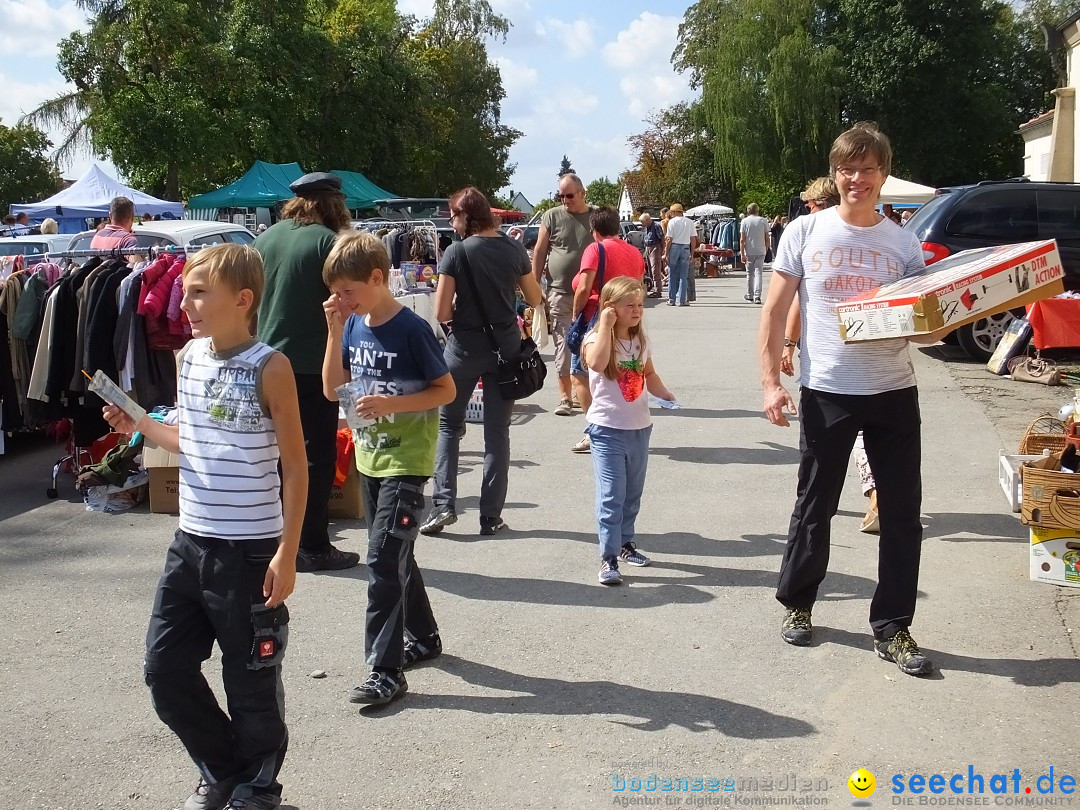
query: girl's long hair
587 276 647 380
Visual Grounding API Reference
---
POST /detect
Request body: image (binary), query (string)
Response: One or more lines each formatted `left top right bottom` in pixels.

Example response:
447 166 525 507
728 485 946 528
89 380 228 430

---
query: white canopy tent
684 202 734 218
878 176 937 205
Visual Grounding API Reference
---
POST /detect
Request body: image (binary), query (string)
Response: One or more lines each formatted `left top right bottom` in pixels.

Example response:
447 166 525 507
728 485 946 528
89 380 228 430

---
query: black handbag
565 242 606 355
456 240 547 401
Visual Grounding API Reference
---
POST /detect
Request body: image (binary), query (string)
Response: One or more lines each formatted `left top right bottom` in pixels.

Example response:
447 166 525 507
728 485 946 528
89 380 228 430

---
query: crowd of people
83 120 940 810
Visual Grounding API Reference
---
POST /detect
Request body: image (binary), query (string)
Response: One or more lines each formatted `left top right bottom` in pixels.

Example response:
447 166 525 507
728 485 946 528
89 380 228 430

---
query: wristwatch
783 338 797 348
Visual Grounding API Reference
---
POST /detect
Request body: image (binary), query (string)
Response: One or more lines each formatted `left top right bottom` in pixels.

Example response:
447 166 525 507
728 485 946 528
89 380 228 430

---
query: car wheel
955 308 1024 361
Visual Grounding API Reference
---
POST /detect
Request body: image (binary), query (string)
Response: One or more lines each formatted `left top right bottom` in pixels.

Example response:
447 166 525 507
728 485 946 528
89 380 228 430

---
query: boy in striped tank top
321 232 455 707
104 244 308 810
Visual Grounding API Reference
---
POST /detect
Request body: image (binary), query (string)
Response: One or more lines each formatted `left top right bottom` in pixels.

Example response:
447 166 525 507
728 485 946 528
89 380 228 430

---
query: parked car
66 220 255 253
0 234 72 257
499 223 541 251
620 221 645 255
904 179 1080 360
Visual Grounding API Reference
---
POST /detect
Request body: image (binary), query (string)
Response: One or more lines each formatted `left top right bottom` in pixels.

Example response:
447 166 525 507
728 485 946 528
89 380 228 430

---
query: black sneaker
781 608 813 646
225 793 282 810
349 670 408 706
295 546 360 572
479 516 506 536
184 777 235 810
419 507 457 535
403 634 443 669
874 629 933 676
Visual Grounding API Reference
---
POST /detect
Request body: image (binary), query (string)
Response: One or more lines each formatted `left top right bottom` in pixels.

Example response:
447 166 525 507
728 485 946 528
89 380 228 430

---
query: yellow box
1029 527 1080 588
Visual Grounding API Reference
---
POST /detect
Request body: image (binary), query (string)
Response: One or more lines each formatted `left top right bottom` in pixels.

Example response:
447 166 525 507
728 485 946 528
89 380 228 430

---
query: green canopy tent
331 170 396 210
187 161 305 209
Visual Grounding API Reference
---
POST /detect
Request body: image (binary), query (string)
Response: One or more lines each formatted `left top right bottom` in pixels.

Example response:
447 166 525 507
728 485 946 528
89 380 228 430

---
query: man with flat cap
255 172 359 572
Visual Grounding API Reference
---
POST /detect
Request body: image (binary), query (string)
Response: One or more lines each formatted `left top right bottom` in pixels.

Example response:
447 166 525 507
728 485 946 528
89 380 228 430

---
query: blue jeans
667 243 690 305
586 423 652 559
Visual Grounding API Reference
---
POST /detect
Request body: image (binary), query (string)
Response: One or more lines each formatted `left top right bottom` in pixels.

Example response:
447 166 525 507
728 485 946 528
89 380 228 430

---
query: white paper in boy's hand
649 395 681 410
86 369 147 424
335 382 378 430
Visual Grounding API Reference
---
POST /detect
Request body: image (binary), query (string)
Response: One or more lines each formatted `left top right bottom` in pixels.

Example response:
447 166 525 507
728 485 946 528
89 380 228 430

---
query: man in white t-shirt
662 203 697 307
757 122 948 677
739 203 770 304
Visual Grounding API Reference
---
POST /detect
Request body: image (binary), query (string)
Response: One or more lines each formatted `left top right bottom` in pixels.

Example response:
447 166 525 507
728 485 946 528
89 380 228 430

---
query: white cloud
493 55 538 98
0 71 71 125
0 0 85 57
535 17 594 59
395 0 433 18
601 12 693 118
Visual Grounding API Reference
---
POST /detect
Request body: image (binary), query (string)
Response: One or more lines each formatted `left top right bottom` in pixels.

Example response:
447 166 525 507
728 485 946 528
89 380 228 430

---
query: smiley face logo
848 768 876 798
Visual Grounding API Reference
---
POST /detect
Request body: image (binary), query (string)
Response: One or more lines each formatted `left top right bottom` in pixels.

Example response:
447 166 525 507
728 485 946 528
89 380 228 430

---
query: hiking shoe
620 543 651 567
479 516 506 536
225 794 282 810
184 778 235 810
403 634 442 669
860 506 880 534
598 557 622 585
781 608 813 646
419 507 457 536
349 670 408 705
295 546 360 573
571 436 591 453
874 629 933 676
554 398 574 416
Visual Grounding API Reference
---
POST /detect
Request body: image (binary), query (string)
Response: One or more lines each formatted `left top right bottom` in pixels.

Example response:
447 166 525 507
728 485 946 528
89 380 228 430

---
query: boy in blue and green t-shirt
321 231 455 706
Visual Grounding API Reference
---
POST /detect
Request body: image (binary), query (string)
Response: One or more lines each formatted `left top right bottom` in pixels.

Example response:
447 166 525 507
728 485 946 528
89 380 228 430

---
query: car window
0 241 47 256
903 194 951 236
946 188 1038 241
225 230 254 245
190 233 228 246
1037 188 1080 247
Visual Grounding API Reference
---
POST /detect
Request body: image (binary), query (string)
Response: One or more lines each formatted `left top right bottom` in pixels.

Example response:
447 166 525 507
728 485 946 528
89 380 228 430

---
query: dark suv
904 180 1080 359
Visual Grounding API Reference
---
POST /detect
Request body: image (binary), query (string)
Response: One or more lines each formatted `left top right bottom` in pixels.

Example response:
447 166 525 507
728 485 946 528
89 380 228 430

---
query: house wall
1022 124 1054 180
618 189 634 221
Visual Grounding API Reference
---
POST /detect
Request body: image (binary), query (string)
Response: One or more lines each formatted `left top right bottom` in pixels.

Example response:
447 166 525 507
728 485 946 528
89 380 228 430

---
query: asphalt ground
1 271 1077 809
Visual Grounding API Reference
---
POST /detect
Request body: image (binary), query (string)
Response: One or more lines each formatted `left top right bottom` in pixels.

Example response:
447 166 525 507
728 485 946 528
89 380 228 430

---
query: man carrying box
758 121 947 677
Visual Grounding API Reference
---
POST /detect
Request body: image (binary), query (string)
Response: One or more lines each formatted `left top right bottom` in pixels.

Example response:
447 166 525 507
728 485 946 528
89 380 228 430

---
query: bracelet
783 338 797 348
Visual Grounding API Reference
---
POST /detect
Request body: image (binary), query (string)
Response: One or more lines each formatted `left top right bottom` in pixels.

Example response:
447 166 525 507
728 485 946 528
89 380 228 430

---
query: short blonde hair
40 218 58 234
323 230 390 286
829 121 892 178
801 176 840 207
182 243 264 311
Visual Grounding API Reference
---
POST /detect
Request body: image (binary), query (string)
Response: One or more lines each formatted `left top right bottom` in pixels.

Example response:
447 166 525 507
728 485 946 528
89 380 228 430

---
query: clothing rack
354 219 443 265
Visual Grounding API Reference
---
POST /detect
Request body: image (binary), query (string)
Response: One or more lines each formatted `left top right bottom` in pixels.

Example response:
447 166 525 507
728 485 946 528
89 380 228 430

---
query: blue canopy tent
10 164 185 234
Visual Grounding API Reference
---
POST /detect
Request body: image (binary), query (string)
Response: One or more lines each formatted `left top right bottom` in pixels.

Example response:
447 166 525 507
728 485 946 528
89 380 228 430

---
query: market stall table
1026 297 1080 350
696 245 736 277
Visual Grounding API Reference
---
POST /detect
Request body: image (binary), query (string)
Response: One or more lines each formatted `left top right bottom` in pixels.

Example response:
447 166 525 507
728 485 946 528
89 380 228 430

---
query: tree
585 176 620 208
0 121 60 214
558 155 574 177
532 197 559 216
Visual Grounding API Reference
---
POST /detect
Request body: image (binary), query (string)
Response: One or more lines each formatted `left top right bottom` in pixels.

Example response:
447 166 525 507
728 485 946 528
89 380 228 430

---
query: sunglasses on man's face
556 192 577 200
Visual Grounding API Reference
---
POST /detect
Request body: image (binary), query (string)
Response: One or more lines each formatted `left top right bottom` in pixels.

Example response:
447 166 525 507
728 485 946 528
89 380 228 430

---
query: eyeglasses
836 166 881 179
556 192 577 200
450 209 463 218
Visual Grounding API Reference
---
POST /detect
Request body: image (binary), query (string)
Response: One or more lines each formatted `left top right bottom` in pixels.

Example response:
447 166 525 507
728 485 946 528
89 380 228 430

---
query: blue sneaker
620 543 650 567
598 557 622 585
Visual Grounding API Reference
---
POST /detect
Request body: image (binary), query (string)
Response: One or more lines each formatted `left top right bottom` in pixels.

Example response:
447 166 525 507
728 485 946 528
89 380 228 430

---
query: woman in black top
420 187 543 536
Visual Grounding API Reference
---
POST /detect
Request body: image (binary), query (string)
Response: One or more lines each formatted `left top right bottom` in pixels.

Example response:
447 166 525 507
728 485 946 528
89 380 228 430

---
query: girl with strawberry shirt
581 277 677 585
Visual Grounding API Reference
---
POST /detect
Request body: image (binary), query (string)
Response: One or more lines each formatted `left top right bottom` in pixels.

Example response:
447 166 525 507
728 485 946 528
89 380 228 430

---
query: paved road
1 272 1076 809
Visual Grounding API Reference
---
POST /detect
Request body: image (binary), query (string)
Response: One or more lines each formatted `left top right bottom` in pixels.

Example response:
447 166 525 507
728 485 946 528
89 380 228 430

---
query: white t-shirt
740 215 769 257
773 207 925 395
583 331 652 430
665 216 696 245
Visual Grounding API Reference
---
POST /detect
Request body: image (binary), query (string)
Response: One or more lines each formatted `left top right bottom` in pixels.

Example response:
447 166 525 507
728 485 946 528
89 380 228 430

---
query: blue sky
2 0 699 204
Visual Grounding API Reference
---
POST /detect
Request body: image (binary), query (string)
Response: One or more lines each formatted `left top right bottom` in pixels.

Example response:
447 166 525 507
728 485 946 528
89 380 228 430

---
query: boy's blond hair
829 121 892 179
323 231 391 286
801 176 840 207
586 277 648 381
182 243 264 310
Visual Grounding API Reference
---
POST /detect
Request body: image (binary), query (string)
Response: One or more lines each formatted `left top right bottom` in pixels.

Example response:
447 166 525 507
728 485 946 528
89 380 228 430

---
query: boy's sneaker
598 557 622 585
184 777 235 810
225 794 281 810
479 516 506 536
620 543 651 567
554 398 574 416
874 629 933 676
403 634 443 668
295 545 360 572
781 608 813 646
349 670 408 706
419 507 457 535
225 793 281 810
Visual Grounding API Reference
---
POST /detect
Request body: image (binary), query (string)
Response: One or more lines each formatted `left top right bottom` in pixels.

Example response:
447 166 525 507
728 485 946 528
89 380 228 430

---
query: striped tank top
177 337 282 539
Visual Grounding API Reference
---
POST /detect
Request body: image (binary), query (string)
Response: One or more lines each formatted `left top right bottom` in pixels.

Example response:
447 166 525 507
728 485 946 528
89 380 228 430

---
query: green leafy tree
532 196 559 216
0 121 60 213
585 176 620 208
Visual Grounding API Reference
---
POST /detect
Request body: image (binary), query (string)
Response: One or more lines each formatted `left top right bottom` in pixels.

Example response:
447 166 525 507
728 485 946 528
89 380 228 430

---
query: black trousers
360 475 439 671
776 386 923 639
144 530 289 800
294 373 338 554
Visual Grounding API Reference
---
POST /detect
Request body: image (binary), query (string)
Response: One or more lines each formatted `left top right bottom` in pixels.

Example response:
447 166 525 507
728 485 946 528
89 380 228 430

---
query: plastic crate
465 385 484 424
999 449 1051 513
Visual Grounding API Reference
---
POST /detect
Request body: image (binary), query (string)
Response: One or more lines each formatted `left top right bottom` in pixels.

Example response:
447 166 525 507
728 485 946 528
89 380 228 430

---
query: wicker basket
1018 415 1069 455
1020 463 1080 530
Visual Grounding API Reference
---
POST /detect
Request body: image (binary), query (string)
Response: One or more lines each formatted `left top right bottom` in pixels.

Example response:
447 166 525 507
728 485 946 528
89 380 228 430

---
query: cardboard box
328 466 365 520
837 240 1065 342
143 441 181 515
1029 527 1080 588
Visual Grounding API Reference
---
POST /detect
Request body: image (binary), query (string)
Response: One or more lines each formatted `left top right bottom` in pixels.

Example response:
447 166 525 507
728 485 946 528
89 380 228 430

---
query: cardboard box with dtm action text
837 240 1064 342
